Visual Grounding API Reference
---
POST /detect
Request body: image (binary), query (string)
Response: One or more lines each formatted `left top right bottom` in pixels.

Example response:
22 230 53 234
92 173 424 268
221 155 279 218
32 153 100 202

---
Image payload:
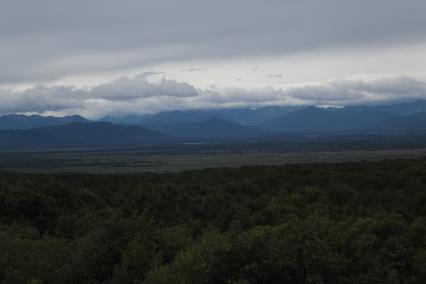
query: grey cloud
0 85 85 113
0 75 199 115
1 0 426 84
182 68 203 73
1 75 426 118
285 77 426 105
90 75 198 100
268 74 283 79
199 77 426 109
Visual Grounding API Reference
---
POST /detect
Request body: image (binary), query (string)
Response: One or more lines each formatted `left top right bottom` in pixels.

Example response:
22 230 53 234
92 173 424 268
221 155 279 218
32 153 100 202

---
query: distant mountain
4 100 426 144
140 110 209 126
102 106 301 127
0 114 89 130
203 106 302 126
376 112 426 130
260 106 392 132
101 101 426 130
153 117 265 138
101 115 148 125
0 122 171 150
346 100 426 116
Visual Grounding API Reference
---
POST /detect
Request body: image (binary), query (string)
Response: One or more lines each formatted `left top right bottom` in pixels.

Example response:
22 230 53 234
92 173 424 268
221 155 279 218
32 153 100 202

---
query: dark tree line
1 159 426 283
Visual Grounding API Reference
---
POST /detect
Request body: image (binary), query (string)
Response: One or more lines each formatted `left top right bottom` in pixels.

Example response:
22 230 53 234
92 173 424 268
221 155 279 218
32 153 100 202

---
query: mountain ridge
0 114 89 130
0 121 171 150
153 117 265 138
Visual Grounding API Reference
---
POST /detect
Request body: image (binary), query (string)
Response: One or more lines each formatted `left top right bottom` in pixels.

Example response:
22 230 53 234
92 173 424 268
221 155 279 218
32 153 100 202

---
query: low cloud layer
1 75 425 119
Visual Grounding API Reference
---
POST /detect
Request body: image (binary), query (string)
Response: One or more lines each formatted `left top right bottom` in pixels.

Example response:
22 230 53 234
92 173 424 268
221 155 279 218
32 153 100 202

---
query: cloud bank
1 75 426 118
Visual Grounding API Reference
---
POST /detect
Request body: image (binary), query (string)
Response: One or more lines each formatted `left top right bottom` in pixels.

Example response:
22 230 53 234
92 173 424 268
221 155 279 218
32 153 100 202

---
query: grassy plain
1 145 425 173
2 132 426 172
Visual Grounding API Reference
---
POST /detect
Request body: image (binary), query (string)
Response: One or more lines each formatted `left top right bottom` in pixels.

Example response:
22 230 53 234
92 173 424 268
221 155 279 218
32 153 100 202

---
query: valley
2 142 426 173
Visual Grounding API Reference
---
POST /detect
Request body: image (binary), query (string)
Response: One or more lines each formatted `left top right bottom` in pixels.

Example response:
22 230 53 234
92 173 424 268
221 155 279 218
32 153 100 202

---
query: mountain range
103 100 426 132
153 117 264 138
103 106 302 127
0 114 89 130
0 122 171 150
377 112 426 130
259 101 426 132
259 107 389 132
2 100 426 149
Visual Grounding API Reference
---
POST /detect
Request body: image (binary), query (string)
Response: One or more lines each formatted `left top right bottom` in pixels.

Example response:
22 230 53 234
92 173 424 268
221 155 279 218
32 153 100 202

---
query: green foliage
0 159 426 283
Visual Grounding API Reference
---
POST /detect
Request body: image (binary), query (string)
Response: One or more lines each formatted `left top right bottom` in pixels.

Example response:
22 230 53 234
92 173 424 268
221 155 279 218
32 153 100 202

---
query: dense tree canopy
1 159 426 283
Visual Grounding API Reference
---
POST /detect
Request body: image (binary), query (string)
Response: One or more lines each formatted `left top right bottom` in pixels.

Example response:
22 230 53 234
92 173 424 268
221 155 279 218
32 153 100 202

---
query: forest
1 159 426 283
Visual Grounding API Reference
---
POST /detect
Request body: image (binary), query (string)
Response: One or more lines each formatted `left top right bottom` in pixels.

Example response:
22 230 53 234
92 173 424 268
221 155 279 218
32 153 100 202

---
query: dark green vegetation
1 159 426 283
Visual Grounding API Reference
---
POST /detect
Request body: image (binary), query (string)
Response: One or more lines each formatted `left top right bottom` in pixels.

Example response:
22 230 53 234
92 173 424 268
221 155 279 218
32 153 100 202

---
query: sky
1 0 426 118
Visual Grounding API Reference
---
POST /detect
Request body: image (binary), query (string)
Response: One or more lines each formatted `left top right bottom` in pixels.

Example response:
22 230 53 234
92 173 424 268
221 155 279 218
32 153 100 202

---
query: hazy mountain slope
260 106 392 132
376 112 426 130
346 100 426 116
102 101 426 131
154 117 265 138
102 106 301 127
0 122 171 149
207 106 302 125
0 114 89 130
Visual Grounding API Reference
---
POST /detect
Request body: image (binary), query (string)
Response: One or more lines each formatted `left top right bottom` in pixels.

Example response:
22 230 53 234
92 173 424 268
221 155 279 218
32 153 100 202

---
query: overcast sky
1 0 426 117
